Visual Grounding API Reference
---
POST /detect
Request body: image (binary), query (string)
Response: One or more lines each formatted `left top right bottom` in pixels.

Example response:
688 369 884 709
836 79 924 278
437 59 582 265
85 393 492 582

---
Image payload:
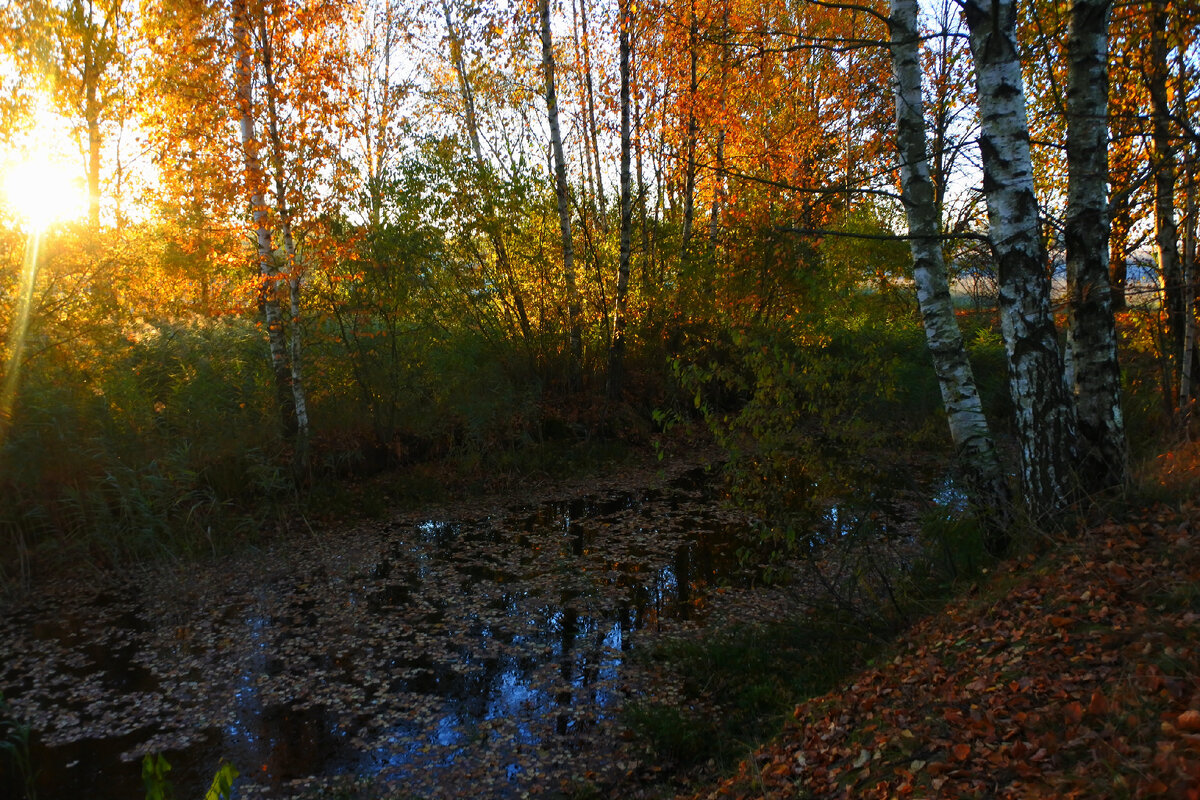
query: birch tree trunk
443 0 534 352
259 15 310 458
1181 155 1196 415
539 0 583 390
1064 0 1126 490
607 0 633 400
890 0 1011 548
1150 0 1184 392
232 0 296 436
578 0 607 228
963 0 1075 515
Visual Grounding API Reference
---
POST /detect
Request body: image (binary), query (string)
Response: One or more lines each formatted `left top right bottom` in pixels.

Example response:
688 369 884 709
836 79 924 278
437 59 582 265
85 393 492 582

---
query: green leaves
203 762 239 800
142 754 238 800
141 753 173 800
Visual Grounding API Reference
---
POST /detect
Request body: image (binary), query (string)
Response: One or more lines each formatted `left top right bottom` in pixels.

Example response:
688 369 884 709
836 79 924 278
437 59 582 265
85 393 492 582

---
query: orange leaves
687 500 1200 800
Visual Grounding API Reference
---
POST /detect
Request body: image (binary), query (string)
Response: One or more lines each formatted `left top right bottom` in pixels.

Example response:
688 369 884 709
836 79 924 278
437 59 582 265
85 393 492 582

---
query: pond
0 457 944 799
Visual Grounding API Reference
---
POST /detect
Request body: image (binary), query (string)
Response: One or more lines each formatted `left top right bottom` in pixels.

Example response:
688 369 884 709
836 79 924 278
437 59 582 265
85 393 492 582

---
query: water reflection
0 465 939 799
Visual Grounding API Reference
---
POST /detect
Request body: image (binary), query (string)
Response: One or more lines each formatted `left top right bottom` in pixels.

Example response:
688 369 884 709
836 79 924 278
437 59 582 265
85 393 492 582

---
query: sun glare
1 103 89 232
2 156 88 232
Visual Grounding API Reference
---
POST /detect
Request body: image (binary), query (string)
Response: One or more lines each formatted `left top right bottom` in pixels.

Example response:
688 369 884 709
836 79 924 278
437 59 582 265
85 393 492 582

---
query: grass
625 610 885 777
671 481 1200 799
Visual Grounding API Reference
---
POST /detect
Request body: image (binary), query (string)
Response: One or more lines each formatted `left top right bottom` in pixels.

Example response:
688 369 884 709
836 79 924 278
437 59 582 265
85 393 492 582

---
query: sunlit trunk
579 0 607 229
442 1 534 352
233 0 295 436
84 10 102 230
1181 156 1197 414
1064 0 1126 490
258 15 310 454
539 0 583 390
890 0 1011 550
964 0 1076 516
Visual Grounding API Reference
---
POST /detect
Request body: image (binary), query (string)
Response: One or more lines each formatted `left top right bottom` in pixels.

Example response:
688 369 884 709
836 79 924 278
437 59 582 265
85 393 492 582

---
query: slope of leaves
685 502 1200 799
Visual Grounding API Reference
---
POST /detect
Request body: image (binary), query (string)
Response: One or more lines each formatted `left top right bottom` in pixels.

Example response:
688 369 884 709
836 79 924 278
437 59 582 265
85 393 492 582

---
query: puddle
0 464 941 799
0 467 752 798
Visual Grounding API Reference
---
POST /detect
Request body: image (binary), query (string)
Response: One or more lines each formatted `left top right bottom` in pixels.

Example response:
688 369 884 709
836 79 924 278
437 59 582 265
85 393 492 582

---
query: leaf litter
685 501 1200 799
0 455 775 799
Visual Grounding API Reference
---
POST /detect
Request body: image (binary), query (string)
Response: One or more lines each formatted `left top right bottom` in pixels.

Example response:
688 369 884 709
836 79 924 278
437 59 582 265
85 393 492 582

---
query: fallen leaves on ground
686 502 1200 799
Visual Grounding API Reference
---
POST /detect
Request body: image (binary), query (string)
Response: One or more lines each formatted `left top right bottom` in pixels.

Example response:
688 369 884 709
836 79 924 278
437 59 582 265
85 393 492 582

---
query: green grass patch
625 611 881 775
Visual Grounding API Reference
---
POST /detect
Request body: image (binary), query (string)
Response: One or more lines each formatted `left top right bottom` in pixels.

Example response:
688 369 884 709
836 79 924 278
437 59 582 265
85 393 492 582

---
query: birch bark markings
233 0 297 436
963 0 1075 515
443 0 535 350
1149 0 1185 378
539 0 584 390
259 14 311 447
1064 0 1125 489
889 0 1010 542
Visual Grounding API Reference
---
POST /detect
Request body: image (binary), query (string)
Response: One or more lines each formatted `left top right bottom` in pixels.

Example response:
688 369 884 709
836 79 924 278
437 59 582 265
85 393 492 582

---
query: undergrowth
626 610 883 774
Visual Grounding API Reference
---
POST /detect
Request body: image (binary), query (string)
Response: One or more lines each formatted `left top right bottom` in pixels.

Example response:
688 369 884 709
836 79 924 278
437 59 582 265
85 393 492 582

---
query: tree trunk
232 0 295 436
890 0 1011 550
1109 180 1131 310
707 7 728 256
1149 0 1184 398
607 0 633 401
679 0 699 257
258 14 310 456
578 0 607 228
1181 155 1196 415
1064 0 1126 490
708 129 725 253
963 0 1076 516
444 0 534 351
539 0 583 390
83 3 102 230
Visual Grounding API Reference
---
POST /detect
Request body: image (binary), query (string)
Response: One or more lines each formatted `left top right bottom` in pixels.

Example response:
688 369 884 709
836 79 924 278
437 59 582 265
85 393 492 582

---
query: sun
2 154 89 232
1 101 90 232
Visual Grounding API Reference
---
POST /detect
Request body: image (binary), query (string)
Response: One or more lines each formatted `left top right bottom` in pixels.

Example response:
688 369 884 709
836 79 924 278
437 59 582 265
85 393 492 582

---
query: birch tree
889 0 1010 548
1148 0 1185 390
442 0 535 350
1064 0 1126 489
539 0 583 390
607 0 634 399
232 0 297 436
963 0 1075 515
257 8 311 453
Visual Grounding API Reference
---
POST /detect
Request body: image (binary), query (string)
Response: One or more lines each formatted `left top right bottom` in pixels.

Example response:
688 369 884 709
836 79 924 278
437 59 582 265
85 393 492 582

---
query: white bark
539 0 583 389
443 1 534 349
233 0 295 436
890 0 1010 543
964 0 1075 515
1150 0 1185 375
259 14 309 449
1064 0 1126 489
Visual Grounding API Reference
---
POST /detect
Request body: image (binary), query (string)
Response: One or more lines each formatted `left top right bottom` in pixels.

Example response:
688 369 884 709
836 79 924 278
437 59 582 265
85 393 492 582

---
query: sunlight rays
2 158 88 233
0 231 41 439
0 102 86 441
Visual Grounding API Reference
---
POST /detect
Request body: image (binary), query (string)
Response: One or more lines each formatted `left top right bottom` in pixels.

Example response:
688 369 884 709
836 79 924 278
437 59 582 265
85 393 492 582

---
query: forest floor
679 453 1200 799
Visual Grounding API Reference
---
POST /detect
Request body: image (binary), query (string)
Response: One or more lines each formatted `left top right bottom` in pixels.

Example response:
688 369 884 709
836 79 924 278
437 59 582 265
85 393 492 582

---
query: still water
0 462 940 798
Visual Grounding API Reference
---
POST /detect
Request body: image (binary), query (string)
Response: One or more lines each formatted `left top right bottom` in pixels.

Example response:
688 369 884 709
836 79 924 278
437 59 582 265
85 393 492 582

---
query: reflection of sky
932 474 968 511
20 470 759 799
